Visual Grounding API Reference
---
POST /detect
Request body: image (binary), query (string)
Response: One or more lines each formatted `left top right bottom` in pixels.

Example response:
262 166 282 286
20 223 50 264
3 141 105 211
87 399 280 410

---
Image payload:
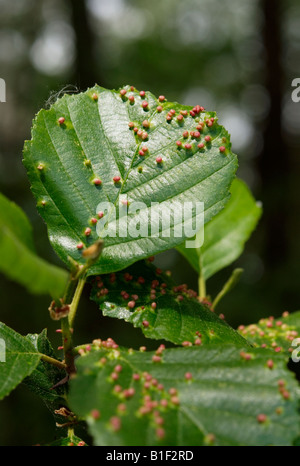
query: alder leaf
177 178 262 279
0 192 68 299
23 85 238 275
69 343 300 446
90 261 247 346
238 310 300 355
0 322 41 400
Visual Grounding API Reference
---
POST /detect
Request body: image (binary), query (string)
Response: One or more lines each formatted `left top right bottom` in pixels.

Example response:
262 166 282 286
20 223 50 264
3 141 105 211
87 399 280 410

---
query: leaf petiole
39 353 67 370
197 243 206 299
212 268 243 310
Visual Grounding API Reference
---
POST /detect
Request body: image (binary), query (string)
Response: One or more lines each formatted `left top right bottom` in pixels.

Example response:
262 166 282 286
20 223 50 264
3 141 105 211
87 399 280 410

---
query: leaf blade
24 330 66 403
0 193 68 299
0 322 41 400
24 85 238 275
69 344 300 446
90 261 249 347
177 178 262 279
238 310 300 354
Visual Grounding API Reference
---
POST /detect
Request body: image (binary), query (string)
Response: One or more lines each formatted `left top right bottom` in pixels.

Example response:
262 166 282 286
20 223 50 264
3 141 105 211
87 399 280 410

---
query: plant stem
56 245 100 374
68 277 86 327
68 427 75 440
198 274 206 300
40 353 67 370
61 316 76 374
57 265 87 374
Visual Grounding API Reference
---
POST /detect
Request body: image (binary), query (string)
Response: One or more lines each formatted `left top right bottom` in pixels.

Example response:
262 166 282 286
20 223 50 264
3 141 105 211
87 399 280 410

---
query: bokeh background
0 0 299 445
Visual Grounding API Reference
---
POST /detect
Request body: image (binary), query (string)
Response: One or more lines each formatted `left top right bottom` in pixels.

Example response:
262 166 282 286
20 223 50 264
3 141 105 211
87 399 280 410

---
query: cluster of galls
238 311 298 353
172 283 198 301
94 268 200 323
119 87 153 111
48 88 229 254
123 87 227 169
77 338 119 357
166 105 205 124
111 363 181 440
174 120 226 156
181 331 203 348
125 90 153 167
92 263 222 345
94 269 164 315
85 343 185 441
37 89 227 260
128 121 149 146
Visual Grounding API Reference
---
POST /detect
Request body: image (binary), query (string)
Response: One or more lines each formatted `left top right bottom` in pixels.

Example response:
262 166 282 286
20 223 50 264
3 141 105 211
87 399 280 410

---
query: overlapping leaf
0 322 41 400
238 310 300 354
177 178 262 279
23 85 238 275
90 261 247 346
24 330 66 404
0 192 68 299
69 343 300 446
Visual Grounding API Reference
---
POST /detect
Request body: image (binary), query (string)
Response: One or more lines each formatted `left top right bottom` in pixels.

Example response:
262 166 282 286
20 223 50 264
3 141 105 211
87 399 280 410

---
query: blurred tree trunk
68 0 100 89
259 0 289 267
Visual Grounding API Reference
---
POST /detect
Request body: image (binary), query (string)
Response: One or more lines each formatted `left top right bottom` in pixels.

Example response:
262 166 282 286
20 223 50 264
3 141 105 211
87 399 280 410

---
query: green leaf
48 436 87 446
294 437 300 446
0 322 41 400
69 344 300 446
90 261 247 346
177 178 262 280
0 191 35 252
23 330 66 403
0 192 68 299
238 310 300 354
23 85 238 276
212 267 243 309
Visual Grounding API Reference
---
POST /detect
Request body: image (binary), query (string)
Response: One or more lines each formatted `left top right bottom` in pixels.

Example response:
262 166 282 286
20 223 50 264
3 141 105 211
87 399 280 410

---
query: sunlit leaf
24 85 238 275
69 343 299 446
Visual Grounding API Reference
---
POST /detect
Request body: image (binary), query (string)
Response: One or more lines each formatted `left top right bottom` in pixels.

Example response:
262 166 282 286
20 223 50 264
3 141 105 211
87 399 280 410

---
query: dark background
0 0 299 445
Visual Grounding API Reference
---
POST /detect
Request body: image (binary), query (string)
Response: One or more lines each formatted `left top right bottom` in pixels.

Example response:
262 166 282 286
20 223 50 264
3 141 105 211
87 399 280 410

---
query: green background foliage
177 178 262 279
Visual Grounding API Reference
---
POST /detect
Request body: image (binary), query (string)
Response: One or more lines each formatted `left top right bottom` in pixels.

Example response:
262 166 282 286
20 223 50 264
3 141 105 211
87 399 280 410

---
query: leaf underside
24 330 66 404
90 261 247 346
23 85 237 275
